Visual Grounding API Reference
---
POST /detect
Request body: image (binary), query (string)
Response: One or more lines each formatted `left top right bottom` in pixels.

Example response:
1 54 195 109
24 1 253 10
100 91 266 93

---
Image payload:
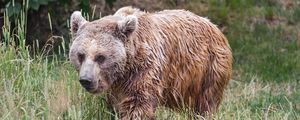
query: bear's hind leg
196 53 232 117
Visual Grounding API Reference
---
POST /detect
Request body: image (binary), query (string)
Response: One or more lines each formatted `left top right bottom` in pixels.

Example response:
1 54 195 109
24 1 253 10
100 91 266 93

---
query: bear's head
69 11 138 94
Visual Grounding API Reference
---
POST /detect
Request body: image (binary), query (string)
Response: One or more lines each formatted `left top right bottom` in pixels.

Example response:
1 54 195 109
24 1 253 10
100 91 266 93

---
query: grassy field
1 0 300 119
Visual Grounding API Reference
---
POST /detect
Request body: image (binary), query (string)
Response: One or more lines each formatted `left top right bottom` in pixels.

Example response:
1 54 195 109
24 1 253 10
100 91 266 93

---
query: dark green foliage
3 0 56 16
207 2 229 26
29 0 56 10
80 0 90 14
292 8 300 22
264 7 275 20
253 0 277 7
106 0 116 8
5 1 21 17
1 0 118 17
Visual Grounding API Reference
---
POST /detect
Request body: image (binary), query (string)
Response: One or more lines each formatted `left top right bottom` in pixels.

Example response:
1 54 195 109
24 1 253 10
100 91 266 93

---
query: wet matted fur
69 6 232 119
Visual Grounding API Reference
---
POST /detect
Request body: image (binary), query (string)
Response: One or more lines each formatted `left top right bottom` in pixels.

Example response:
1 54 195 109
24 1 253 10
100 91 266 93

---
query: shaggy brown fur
69 6 232 119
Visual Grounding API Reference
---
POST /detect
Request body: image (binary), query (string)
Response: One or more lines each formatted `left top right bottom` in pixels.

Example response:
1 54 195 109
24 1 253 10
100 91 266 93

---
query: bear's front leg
105 65 163 120
117 92 157 120
114 70 160 120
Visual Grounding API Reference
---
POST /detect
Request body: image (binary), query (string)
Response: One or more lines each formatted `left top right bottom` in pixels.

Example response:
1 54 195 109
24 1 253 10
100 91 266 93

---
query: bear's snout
79 76 95 91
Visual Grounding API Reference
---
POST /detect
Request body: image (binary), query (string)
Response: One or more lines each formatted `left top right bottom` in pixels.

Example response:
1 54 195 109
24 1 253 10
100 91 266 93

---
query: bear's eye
78 53 85 63
95 55 106 64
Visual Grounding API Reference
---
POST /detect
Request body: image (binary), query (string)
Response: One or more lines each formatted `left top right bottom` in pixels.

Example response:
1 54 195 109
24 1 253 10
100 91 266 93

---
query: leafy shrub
3 0 56 16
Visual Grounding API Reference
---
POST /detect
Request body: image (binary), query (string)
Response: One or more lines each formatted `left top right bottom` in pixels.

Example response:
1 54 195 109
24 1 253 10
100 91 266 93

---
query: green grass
1 0 300 119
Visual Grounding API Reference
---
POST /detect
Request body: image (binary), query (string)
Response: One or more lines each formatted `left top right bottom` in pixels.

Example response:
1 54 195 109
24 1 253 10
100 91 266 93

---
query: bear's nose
79 76 93 89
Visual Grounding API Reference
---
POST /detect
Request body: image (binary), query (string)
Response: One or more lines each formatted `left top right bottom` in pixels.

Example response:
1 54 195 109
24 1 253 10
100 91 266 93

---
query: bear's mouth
79 79 98 93
82 80 109 94
83 86 96 92
81 84 97 93
85 86 108 94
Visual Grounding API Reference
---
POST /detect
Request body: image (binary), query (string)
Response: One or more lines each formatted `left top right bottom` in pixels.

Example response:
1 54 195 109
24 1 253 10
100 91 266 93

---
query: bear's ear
117 15 138 36
70 11 87 37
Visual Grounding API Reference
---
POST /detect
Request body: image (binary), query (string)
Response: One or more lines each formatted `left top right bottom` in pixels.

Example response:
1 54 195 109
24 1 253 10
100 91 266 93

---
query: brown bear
69 6 232 119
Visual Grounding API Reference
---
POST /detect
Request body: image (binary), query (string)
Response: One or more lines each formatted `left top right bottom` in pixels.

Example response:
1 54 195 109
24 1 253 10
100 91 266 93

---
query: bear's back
134 9 232 110
115 7 232 113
